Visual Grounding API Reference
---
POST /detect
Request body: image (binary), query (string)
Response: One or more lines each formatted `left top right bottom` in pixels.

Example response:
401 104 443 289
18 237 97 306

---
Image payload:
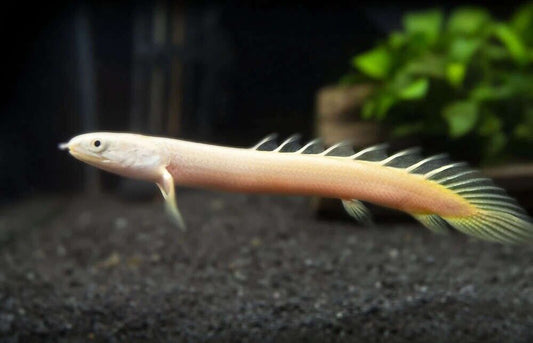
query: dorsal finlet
405 153 448 173
350 144 388 160
320 140 354 156
425 162 468 179
446 177 492 189
274 134 301 152
296 138 323 154
251 133 278 150
462 193 515 201
434 170 479 184
379 147 421 166
455 186 505 194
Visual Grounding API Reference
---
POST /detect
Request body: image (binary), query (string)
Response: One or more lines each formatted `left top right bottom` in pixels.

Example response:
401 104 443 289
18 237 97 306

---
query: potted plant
343 4 533 165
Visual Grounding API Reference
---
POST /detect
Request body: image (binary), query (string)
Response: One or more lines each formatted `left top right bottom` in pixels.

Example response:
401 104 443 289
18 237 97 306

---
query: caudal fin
422 160 532 244
411 155 533 244
443 211 533 244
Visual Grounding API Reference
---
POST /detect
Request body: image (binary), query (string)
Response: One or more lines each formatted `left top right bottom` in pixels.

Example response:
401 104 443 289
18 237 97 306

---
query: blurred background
1 1 531 204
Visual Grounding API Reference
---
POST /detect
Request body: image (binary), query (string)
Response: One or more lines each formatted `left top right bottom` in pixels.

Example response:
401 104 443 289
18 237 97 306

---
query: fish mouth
59 143 103 164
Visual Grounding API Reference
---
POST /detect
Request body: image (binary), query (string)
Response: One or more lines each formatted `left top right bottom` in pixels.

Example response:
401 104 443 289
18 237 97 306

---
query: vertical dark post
167 1 185 137
196 8 215 139
148 0 168 134
131 4 149 132
74 3 100 194
131 0 186 138
188 5 232 140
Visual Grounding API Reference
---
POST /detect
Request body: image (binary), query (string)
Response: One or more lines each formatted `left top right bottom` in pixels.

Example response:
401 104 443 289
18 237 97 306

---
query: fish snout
58 141 79 157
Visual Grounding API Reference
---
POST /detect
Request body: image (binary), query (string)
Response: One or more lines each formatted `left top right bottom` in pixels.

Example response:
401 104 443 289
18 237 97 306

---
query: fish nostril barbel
58 142 70 150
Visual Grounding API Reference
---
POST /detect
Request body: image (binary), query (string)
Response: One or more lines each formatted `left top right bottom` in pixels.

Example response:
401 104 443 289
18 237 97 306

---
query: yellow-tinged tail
421 165 533 244
361 146 533 244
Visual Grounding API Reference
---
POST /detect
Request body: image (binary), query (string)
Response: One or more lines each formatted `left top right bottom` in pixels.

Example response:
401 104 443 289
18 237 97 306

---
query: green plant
343 4 533 163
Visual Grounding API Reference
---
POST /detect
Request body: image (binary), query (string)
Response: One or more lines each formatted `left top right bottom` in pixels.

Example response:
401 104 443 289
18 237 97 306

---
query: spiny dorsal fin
254 136 387 160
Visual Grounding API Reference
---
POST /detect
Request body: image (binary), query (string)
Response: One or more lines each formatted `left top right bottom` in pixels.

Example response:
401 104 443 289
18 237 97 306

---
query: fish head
59 132 165 181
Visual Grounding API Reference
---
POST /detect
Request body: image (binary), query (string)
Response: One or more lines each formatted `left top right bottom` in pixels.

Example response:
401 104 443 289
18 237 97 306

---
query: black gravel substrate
1 190 532 342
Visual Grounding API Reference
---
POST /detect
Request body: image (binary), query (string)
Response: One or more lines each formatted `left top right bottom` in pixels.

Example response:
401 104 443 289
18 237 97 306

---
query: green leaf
375 93 396 120
502 72 533 96
442 101 479 137
404 55 447 78
403 9 443 44
447 7 490 35
389 32 406 48
510 2 533 39
446 63 466 87
470 85 513 101
448 37 482 62
397 78 429 99
493 23 528 64
352 47 392 79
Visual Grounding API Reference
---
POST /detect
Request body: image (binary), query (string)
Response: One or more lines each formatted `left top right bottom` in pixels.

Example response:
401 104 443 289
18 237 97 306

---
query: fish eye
90 139 105 152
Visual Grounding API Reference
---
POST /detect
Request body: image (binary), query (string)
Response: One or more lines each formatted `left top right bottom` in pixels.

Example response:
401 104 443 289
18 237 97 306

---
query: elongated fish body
162 139 471 216
60 132 533 244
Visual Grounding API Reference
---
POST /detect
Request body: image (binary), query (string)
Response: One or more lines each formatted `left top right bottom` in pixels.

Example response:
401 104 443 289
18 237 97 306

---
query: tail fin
444 211 533 244
422 160 533 244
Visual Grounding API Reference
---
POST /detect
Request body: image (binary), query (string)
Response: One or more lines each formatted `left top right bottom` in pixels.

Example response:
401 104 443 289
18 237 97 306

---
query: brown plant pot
313 84 389 219
315 84 382 146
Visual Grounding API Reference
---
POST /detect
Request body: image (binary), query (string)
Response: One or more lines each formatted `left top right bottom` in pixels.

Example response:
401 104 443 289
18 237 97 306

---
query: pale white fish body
60 132 533 244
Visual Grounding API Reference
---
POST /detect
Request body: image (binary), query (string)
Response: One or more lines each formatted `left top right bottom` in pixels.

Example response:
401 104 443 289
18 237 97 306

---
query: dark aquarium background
1 2 532 342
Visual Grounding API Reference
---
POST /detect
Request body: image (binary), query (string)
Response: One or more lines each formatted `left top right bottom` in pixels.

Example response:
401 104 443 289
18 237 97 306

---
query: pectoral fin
157 168 186 231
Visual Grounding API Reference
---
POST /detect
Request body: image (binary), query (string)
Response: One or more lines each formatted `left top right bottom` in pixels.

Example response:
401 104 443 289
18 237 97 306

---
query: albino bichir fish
59 132 533 244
